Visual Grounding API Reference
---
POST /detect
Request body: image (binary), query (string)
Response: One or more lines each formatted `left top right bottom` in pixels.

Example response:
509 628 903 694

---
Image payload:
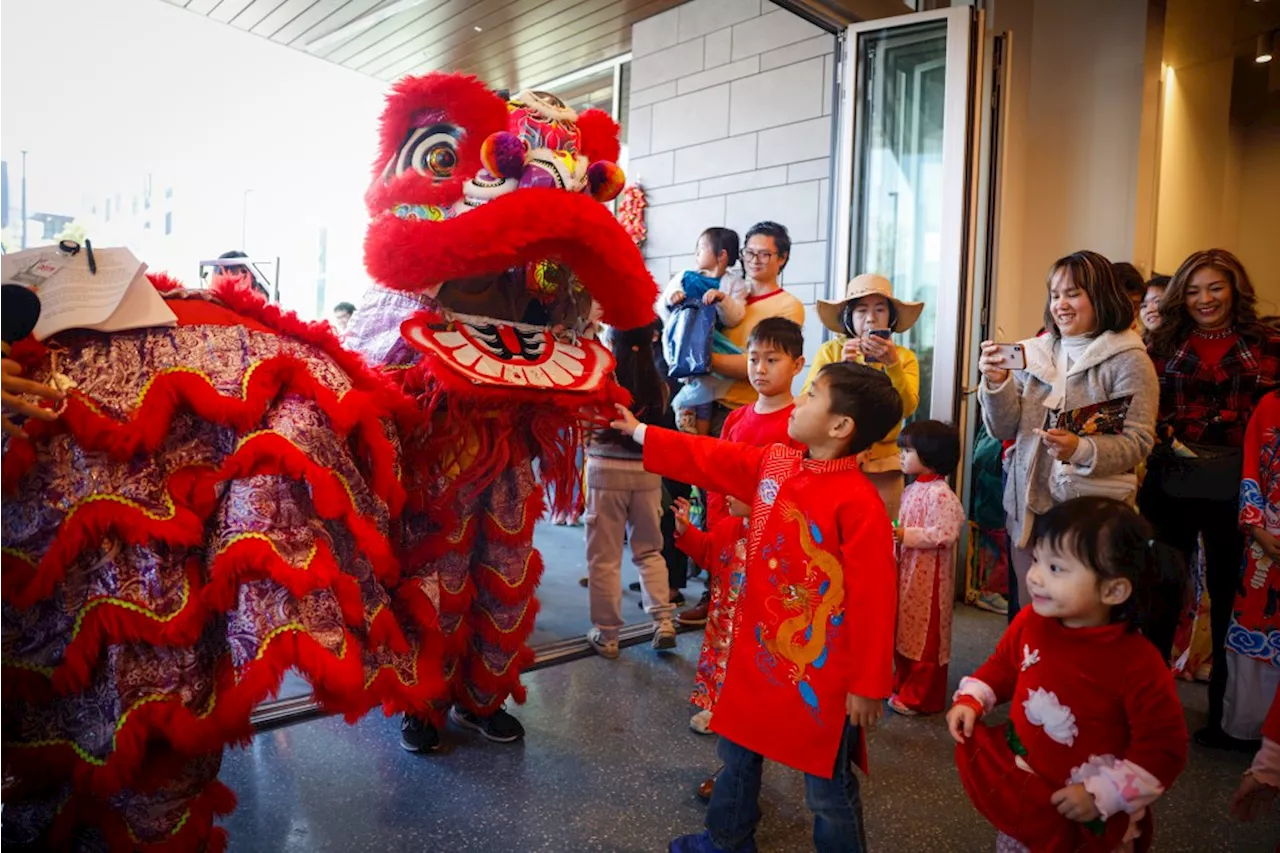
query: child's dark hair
1113 262 1145 300
897 419 960 476
599 322 669 449
743 221 791 270
747 316 804 359
700 227 740 267
1030 497 1185 640
816 362 903 456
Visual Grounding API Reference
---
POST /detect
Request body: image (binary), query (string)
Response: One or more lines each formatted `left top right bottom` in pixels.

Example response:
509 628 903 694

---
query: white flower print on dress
1023 687 1078 746
1020 644 1040 671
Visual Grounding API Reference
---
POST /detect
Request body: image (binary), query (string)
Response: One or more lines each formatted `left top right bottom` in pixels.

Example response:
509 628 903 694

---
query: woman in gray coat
978 251 1159 617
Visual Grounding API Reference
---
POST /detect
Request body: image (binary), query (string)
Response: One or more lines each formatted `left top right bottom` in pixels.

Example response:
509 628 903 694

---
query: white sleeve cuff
633 423 648 446
954 677 998 714
1070 756 1164 818
1248 737 1280 788
1068 436 1097 469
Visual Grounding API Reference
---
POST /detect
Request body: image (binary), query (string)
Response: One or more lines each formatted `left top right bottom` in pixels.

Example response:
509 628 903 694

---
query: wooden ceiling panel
350 0 514 73
453 0 675 88
263 0 371 44
393 0 665 85
208 0 258 24
162 0 687 90
373 0 619 82
319 0 458 64
230 0 294 31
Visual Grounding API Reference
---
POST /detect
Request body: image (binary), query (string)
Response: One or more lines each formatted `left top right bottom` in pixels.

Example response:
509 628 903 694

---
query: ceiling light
474 25 483 32
1257 33 1274 64
304 0 430 53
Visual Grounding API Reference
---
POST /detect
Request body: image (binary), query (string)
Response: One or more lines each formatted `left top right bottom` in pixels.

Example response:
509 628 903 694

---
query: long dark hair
597 322 668 448
1150 248 1268 357
1030 497 1184 641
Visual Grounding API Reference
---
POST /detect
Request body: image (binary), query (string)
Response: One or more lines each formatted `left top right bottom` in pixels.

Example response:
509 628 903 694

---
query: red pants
893 563 949 714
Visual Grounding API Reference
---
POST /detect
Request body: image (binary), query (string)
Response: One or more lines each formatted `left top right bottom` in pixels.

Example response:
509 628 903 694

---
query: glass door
832 6 978 423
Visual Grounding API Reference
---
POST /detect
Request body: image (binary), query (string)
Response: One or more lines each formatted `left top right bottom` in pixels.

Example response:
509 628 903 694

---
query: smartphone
989 343 1026 371
864 328 892 363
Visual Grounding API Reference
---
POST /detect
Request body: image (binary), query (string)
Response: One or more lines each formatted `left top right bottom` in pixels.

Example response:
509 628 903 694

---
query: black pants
661 478 691 591
1139 477 1244 732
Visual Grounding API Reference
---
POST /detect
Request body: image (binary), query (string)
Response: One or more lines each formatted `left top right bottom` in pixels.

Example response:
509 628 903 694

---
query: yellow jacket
801 337 920 472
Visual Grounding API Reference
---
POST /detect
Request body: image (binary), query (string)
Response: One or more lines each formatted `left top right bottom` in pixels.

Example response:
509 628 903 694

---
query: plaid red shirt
1149 327 1280 447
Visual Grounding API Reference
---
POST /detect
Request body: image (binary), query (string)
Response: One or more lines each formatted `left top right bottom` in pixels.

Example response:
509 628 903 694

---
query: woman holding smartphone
977 250 1159 621
805 273 922 517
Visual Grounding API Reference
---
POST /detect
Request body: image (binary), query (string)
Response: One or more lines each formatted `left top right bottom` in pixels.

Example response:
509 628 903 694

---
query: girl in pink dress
947 497 1188 852
891 419 966 715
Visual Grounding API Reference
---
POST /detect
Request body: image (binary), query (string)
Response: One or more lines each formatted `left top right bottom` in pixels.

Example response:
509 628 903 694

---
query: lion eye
395 124 462 180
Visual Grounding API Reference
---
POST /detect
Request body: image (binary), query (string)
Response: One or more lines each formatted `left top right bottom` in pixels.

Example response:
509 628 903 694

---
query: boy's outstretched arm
836 502 897 710
611 404 766 501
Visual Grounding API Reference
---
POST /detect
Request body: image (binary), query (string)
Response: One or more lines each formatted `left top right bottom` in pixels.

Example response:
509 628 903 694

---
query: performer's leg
454 460 541 740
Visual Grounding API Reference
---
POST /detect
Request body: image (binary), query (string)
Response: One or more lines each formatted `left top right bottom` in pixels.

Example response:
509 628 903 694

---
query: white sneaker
587 627 619 659
652 617 677 651
690 709 713 735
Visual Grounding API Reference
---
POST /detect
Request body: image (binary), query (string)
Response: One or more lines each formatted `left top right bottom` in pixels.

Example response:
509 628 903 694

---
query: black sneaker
450 705 526 743
399 714 440 753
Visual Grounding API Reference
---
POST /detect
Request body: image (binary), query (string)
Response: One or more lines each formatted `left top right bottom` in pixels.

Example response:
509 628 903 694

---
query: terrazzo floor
221 605 1278 852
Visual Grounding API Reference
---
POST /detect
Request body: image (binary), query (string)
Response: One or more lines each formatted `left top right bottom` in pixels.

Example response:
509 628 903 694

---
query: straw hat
816 273 924 335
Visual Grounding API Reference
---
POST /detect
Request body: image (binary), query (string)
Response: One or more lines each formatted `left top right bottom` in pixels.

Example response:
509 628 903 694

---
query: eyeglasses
742 249 776 263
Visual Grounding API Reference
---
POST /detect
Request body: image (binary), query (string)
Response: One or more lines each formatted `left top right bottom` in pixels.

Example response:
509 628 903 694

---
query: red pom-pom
587 161 625 202
576 109 622 164
481 131 525 179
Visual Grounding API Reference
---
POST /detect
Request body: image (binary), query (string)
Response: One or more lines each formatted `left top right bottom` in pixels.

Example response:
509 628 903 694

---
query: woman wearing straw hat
803 273 922 517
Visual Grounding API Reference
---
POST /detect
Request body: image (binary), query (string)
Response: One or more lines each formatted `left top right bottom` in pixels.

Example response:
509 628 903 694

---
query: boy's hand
946 703 977 744
1249 526 1280 561
846 694 882 730
1050 783 1100 823
611 404 642 437
672 497 692 536
668 289 686 305
703 290 725 306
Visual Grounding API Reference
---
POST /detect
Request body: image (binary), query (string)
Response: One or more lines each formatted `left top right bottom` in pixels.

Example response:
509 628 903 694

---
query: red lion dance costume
1 72 655 850
348 74 657 746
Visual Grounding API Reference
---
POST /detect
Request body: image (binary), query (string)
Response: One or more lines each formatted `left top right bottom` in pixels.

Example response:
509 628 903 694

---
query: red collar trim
800 454 861 474
915 473 944 483
747 288 786 305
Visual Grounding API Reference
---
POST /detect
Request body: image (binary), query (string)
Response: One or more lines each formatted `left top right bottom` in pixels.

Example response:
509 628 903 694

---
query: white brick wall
628 0 837 376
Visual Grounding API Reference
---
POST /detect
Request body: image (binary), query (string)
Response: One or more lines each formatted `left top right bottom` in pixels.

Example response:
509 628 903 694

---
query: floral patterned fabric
678 516 748 713
1226 391 1280 666
2 304 442 850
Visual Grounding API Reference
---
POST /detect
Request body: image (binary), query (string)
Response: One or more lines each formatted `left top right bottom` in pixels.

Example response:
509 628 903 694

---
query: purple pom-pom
482 132 526 179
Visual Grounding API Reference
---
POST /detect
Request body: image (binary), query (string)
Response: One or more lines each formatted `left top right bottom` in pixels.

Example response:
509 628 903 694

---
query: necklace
1191 326 1234 341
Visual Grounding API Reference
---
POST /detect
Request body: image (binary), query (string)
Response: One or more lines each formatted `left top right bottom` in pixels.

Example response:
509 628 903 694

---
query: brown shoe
696 775 716 802
678 591 711 626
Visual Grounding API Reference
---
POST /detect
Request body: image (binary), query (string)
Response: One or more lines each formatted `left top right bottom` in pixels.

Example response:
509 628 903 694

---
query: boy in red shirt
682 317 807 623
612 361 903 853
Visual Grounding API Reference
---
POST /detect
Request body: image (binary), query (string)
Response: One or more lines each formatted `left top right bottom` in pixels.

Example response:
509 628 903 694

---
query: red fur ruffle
459 645 536 714
53 560 210 695
364 187 658 330
473 550 545 608
46 777 236 853
203 536 366 628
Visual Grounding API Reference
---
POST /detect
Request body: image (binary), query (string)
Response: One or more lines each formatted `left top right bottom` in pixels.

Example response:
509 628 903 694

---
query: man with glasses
678 221 805 627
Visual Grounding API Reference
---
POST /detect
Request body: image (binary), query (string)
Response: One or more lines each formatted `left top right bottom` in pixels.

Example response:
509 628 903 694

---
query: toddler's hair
747 316 804 359
1113 262 1145 301
816 362 903 456
1030 497 1184 639
700 227 740 267
897 419 960 476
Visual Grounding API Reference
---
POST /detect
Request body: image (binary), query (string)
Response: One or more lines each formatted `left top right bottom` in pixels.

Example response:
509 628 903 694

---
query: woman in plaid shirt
1142 248 1280 752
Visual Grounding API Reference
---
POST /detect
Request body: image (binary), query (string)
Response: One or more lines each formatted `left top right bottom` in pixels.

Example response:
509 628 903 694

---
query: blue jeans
706 723 867 853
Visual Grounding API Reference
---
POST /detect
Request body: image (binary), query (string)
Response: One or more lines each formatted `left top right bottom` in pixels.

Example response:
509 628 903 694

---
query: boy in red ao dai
612 361 903 853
